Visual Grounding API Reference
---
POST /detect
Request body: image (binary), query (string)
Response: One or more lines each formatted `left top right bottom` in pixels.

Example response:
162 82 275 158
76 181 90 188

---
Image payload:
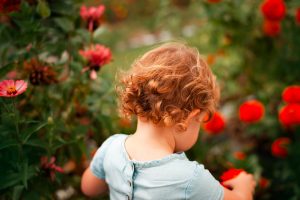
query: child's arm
223 172 256 200
81 167 108 197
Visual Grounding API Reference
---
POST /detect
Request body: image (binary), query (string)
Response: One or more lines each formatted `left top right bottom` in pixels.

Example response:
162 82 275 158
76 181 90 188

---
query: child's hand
222 172 256 200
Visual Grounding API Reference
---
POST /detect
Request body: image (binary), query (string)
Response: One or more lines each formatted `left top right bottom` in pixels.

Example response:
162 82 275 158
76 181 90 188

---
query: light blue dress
90 134 224 200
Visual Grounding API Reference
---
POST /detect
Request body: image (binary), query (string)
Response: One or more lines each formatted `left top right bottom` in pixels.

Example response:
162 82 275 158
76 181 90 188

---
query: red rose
261 0 286 21
203 112 225 134
282 85 300 104
239 100 265 123
220 168 244 188
271 137 290 158
278 104 300 127
296 8 300 25
263 20 281 37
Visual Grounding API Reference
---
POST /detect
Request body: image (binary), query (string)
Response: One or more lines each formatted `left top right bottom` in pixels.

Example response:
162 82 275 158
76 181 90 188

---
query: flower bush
0 0 300 199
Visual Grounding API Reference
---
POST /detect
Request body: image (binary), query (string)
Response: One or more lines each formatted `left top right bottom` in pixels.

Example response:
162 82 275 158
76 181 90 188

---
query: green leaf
0 172 22 190
24 139 47 149
54 17 74 32
22 122 48 144
0 62 15 77
22 160 28 189
0 140 19 151
12 185 24 200
36 0 51 18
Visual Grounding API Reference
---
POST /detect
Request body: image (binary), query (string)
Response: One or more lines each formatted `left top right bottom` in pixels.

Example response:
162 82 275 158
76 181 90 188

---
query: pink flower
79 44 112 79
40 156 64 181
0 80 27 97
80 5 105 31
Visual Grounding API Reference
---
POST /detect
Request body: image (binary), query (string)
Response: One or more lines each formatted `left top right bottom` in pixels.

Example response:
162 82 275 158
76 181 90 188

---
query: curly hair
117 42 220 131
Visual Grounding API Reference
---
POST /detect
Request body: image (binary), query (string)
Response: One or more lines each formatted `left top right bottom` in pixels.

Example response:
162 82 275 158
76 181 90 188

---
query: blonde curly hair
117 42 220 131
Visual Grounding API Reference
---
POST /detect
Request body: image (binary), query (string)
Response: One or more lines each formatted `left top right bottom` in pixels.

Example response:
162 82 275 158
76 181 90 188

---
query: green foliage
0 0 299 199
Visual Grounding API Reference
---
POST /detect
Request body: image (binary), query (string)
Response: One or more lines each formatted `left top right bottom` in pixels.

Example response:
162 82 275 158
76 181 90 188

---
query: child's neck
124 118 176 161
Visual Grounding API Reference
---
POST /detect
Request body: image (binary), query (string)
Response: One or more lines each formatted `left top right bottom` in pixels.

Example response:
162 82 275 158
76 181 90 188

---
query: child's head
118 42 219 132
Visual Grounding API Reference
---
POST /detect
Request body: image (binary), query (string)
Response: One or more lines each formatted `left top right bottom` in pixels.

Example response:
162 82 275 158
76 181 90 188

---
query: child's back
91 134 223 200
81 43 256 200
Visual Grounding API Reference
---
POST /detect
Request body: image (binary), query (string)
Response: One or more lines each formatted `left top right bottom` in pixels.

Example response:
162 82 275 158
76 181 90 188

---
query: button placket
125 163 134 200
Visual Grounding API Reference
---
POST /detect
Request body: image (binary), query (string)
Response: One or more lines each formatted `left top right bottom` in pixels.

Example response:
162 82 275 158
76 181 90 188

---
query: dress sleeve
90 134 120 179
185 163 224 200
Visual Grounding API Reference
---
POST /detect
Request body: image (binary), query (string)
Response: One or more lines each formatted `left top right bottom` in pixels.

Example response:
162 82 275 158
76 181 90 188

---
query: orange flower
278 104 300 127
239 100 265 123
261 0 286 21
263 20 281 37
282 85 300 104
271 137 291 158
0 80 27 98
203 112 225 134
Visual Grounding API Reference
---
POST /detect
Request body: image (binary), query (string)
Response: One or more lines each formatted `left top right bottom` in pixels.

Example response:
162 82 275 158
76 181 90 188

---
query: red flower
23 58 58 85
40 156 64 181
282 85 300 104
271 137 290 158
0 80 27 97
261 0 286 21
0 0 21 13
259 177 270 189
207 0 222 3
203 112 225 134
239 100 265 123
278 104 300 127
79 44 112 80
296 8 300 25
233 151 246 160
80 5 105 31
263 20 281 37
220 168 244 188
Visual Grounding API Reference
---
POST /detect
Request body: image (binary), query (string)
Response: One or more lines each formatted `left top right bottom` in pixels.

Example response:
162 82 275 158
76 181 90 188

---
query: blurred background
0 0 300 199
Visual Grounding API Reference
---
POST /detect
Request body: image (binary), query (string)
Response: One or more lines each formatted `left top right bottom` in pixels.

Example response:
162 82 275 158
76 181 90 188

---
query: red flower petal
261 0 286 21
0 80 28 98
220 168 244 188
263 20 281 37
296 8 300 25
239 100 265 123
203 112 225 134
271 137 291 158
282 85 300 104
278 104 300 127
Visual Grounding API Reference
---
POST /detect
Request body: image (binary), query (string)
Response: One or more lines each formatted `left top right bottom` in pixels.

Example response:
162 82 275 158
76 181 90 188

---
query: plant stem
12 98 24 162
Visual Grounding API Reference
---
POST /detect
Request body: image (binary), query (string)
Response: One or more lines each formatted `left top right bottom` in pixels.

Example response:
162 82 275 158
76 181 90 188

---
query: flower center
7 86 17 95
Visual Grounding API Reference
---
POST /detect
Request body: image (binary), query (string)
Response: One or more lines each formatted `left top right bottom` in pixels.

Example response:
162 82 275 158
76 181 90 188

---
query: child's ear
187 109 201 122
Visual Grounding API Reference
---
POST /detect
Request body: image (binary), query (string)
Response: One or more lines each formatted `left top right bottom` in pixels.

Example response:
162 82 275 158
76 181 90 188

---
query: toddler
81 43 256 200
